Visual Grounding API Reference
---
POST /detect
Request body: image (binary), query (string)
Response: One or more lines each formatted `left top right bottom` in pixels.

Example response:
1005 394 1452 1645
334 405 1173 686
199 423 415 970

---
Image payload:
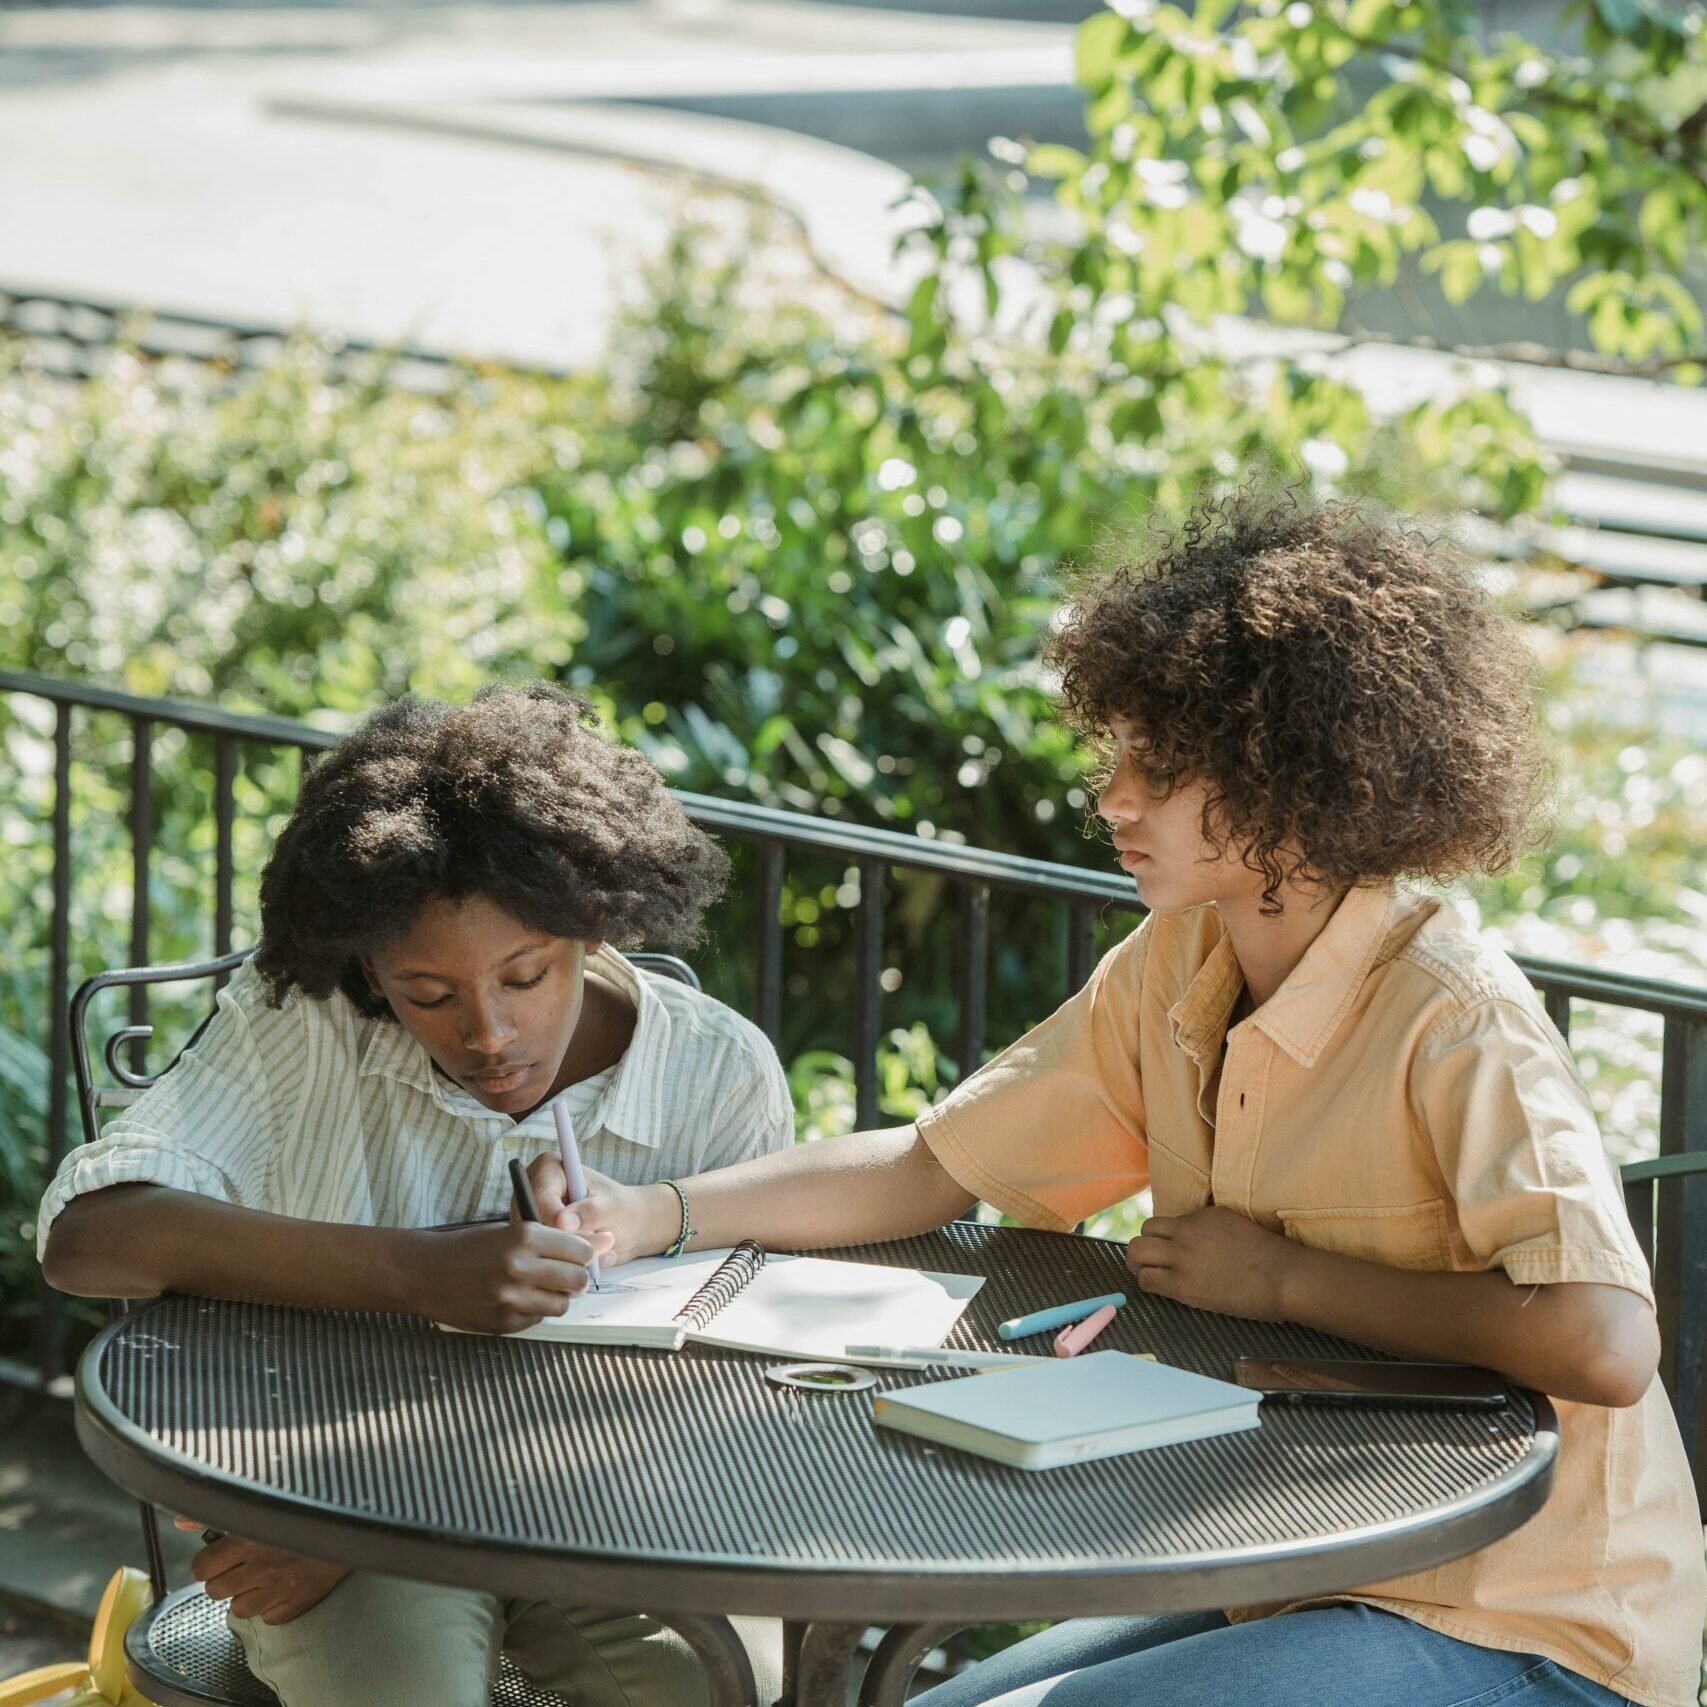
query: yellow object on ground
0 1568 155 1706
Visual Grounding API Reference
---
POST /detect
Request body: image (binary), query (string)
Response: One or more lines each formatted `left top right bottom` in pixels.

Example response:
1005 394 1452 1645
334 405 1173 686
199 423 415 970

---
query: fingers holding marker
529 1153 570 1222
509 1224 609 1297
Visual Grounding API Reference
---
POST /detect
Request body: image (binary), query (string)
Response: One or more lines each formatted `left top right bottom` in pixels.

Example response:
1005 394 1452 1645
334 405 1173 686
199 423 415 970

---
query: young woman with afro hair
572 495 1705 1707
40 682 791 1707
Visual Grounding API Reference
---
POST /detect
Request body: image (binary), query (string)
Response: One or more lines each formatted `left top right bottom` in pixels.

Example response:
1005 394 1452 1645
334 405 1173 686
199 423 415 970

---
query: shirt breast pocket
1276 1199 1454 1272
1148 1134 1212 1217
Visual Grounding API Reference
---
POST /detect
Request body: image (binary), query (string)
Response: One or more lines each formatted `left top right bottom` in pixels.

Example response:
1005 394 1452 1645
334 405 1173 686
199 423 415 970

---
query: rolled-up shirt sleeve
916 924 1152 1231
1412 995 1654 1302
37 979 281 1262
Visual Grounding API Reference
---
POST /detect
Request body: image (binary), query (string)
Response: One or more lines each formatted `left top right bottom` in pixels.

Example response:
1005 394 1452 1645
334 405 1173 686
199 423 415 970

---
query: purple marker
552 1100 601 1290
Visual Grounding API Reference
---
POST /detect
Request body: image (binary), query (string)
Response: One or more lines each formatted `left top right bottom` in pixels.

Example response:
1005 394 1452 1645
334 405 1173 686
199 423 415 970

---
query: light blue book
872 1350 1262 1469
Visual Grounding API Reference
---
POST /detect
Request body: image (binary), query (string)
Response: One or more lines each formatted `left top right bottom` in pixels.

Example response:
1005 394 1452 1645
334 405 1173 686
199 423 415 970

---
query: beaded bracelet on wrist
660 1179 696 1259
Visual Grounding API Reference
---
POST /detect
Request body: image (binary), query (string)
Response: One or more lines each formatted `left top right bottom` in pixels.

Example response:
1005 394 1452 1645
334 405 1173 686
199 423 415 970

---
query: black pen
508 1156 541 1223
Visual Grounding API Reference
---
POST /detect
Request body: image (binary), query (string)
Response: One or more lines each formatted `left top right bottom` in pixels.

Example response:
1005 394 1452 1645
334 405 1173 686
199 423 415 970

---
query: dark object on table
1232 1356 1507 1408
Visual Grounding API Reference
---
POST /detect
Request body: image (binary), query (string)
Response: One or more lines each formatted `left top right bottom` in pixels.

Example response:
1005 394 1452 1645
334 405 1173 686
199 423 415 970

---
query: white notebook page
694 1257 983 1359
514 1248 983 1357
527 1247 744 1342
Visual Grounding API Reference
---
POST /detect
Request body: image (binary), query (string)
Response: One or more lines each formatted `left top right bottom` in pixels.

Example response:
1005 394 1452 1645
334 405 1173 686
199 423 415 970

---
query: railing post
955 883 989 1085
1543 987 1571 1043
754 840 784 1047
214 733 236 979
41 703 73 1383
1656 1015 1707 1459
128 716 153 1072
1066 901 1096 996
855 858 884 1130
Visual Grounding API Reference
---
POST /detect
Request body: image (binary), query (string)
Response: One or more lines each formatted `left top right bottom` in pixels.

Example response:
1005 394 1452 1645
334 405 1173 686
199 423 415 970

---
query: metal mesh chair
68 946 700 1707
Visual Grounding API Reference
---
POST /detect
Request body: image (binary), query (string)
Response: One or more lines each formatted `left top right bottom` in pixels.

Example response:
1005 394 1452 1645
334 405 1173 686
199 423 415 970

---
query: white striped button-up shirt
39 948 792 1254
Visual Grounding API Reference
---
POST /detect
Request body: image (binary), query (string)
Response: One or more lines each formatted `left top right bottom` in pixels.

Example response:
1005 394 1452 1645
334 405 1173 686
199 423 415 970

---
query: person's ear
359 955 384 997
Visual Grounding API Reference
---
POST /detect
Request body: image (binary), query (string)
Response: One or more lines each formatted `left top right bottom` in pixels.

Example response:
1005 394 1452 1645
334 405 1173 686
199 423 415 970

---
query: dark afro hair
254 683 731 1018
1044 490 1548 910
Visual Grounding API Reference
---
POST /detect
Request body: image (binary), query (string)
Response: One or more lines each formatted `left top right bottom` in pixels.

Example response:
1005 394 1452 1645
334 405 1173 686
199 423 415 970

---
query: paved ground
0 1383 201 1687
0 0 1071 366
0 1602 84 1690
0 1610 78 1673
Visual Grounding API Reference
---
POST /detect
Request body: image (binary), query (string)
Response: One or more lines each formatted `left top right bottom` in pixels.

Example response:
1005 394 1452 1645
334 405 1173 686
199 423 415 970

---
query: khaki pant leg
727 1614 783 1707
501 1601 712 1707
229 1570 502 1707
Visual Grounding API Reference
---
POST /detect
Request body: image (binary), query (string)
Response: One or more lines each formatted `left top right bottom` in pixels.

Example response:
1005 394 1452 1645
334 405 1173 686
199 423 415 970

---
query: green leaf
1591 292 1627 352
1075 12 1129 88
1087 78 1134 136
1346 0 1395 32
1650 271 1706 335
906 273 940 333
1565 272 1615 314
1430 241 1486 304
1637 186 1685 269
1027 144 1089 183
0 1024 48 1115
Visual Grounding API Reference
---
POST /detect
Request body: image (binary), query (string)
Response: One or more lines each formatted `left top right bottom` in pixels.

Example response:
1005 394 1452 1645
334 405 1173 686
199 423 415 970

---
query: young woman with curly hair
575 496 1705 1707
39 683 790 1707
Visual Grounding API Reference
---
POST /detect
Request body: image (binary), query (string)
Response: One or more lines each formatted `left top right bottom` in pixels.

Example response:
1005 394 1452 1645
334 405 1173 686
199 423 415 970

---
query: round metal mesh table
76 1225 1554 1704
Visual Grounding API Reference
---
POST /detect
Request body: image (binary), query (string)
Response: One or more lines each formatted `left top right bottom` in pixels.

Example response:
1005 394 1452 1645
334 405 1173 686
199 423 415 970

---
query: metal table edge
74 1311 1560 1622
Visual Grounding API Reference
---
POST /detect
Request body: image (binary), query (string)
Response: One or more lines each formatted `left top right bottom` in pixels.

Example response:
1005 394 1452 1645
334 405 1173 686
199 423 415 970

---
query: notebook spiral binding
674 1239 767 1333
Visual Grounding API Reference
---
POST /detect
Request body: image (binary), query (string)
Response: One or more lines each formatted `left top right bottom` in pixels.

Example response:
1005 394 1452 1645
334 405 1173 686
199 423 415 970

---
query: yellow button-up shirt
918 884 1704 1707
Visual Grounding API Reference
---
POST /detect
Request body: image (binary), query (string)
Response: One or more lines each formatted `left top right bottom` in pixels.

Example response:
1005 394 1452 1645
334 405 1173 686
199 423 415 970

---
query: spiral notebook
494 1240 984 1359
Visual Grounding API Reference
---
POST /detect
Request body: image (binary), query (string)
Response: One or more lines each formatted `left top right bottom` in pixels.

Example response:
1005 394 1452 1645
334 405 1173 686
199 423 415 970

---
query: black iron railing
0 286 481 391
5 667 1706 1390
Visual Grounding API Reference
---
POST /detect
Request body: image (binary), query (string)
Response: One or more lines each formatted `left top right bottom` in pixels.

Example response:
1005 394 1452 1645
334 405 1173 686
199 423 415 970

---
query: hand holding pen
518 1145 612 1286
552 1102 601 1290
397 1157 604 1336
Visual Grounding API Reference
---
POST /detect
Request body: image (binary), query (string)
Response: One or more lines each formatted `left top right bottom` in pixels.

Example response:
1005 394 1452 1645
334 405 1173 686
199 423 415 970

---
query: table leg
781 1620 805 1703
655 1611 759 1707
858 1624 972 1707
794 1620 867 1707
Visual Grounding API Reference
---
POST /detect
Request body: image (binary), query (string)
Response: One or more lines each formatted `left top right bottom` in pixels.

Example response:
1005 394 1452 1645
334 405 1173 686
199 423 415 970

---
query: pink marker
1054 1303 1117 1358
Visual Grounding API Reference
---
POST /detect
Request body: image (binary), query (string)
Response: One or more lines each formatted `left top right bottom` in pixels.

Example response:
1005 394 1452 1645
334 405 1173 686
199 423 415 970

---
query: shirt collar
1250 883 1398 1067
1166 884 1398 1070
357 1012 439 1098
356 946 672 1146
1167 930 1245 1065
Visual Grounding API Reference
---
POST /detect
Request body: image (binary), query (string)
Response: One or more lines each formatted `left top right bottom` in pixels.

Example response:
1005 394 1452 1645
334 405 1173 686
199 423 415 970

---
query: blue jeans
909 1603 1632 1707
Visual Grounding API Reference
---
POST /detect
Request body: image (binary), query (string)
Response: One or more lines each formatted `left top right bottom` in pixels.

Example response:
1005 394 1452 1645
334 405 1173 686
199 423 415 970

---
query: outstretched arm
534 1122 978 1264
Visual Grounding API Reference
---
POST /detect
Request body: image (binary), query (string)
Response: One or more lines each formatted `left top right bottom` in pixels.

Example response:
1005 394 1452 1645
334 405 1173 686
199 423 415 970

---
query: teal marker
997 1293 1127 1342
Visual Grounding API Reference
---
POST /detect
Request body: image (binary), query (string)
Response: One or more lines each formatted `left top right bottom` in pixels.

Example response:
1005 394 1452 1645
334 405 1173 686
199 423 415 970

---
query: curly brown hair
1045 491 1548 909
254 683 730 1018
